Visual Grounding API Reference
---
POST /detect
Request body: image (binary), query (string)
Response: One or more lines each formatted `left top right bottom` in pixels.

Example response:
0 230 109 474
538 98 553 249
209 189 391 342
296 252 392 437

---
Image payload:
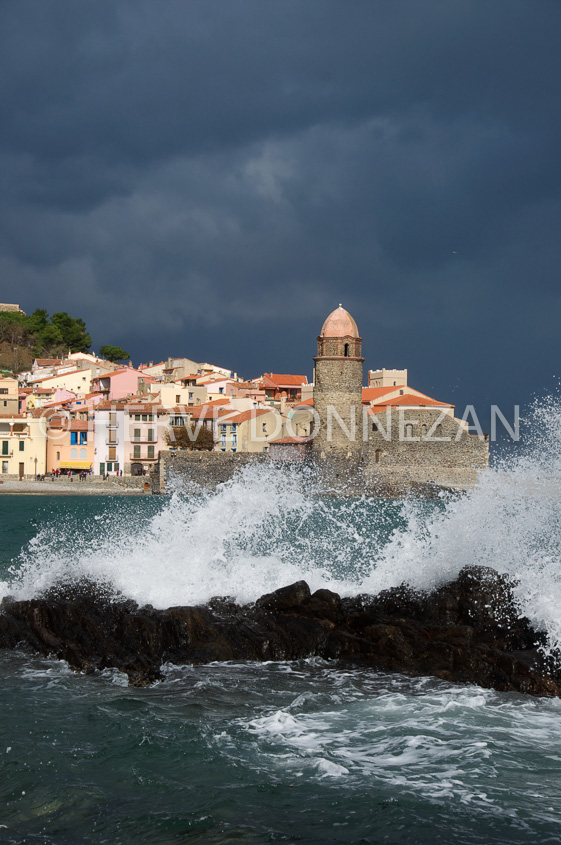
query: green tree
27 309 49 334
165 424 214 451
99 345 130 362
51 312 91 353
38 324 64 350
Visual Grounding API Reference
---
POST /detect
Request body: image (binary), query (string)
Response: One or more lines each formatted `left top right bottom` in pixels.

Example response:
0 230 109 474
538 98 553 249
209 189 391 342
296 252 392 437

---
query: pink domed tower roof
319 305 359 338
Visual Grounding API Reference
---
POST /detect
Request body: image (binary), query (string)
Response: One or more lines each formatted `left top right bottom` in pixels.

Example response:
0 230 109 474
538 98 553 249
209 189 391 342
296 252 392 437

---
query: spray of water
2 396 561 648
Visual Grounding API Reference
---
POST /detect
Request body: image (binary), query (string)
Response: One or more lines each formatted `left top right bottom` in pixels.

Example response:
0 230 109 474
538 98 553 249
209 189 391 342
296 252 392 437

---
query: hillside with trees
0 309 92 373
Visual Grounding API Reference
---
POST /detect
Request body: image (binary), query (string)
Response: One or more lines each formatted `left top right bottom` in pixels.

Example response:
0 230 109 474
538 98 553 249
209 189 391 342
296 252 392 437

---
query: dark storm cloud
1 0 561 417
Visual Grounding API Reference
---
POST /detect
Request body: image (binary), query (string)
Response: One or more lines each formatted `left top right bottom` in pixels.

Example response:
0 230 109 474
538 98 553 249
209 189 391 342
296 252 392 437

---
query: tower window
344 343 349 357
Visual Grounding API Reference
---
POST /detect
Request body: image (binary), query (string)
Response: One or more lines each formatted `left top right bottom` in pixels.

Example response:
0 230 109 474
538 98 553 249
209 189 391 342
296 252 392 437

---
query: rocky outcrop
0 566 558 694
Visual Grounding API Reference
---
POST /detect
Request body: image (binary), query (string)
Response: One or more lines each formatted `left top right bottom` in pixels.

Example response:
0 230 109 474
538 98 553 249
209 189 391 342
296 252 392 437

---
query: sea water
1 398 561 843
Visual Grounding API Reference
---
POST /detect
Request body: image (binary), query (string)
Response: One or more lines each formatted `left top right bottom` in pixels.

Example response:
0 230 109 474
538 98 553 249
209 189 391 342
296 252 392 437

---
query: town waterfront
2 402 561 843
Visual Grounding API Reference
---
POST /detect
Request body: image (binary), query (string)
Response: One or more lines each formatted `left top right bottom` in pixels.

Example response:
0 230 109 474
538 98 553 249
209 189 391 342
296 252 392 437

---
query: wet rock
0 566 557 696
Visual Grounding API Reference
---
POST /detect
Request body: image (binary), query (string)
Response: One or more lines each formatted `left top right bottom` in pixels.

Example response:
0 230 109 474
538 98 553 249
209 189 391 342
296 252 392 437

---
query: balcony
106 438 119 446
130 438 157 444
129 451 157 462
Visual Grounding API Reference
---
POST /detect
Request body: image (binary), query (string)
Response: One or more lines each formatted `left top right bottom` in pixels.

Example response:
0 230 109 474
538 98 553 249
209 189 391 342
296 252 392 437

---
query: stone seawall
152 449 485 495
152 450 268 493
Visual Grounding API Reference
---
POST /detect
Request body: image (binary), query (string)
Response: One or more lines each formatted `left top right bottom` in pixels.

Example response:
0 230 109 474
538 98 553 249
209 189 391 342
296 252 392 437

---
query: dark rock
255 580 311 612
0 565 558 696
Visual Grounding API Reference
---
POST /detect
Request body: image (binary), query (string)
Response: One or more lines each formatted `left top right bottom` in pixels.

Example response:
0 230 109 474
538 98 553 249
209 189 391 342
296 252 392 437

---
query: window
70 448 78 459
108 447 116 460
142 414 148 421
99 463 105 476
262 422 267 432
147 445 154 459
1 441 8 456
405 424 413 439
421 424 428 438
133 445 141 459
231 448 237 452
134 428 141 441
231 423 237 432
107 462 113 472
220 434 226 447
344 343 349 357
3 401 6 407
372 422 378 432
219 387 224 394
148 414 153 422
19 440 24 452
79 448 87 460
109 412 116 425
2 461 8 473
80 432 87 444
220 424 227 432
56 451 60 460
375 449 382 464
70 432 78 445
176 395 180 403
148 428 154 442
232 435 237 447
114 463 119 472
0 388 7 395
189 393 193 400
135 414 140 421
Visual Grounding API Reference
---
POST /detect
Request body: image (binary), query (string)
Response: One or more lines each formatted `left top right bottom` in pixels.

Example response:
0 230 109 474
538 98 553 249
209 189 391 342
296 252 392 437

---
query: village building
0 377 19 415
46 418 94 475
0 415 47 478
260 373 308 405
216 408 281 453
93 401 169 476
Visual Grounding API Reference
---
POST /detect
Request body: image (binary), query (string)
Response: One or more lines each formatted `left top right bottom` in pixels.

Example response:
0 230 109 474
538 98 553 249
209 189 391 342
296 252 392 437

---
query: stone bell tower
312 305 364 457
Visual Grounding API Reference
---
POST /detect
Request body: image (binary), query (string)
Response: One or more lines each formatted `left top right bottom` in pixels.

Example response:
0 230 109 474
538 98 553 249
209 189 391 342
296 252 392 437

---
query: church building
311 306 489 489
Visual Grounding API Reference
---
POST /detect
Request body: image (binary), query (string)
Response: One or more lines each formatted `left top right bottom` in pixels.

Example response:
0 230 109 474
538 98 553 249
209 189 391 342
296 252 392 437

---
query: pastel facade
368 368 408 388
0 377 19 415
91 367 145 401
0 416 47 478
46 419 94 473
94 402 168 476
216 409 282 453
140 381 207 408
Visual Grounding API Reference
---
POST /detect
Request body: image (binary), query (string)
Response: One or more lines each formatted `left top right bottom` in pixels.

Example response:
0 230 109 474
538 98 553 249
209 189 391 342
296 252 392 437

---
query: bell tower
312 305 364 456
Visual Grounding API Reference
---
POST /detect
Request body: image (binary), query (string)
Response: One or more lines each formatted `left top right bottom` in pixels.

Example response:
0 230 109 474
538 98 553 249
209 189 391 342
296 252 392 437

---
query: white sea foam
2 396 561 650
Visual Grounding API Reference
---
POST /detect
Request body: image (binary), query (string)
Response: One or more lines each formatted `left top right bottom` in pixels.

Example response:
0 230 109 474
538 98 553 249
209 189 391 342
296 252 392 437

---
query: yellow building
0 416 47 478
216 408 282 453
0 377 19 415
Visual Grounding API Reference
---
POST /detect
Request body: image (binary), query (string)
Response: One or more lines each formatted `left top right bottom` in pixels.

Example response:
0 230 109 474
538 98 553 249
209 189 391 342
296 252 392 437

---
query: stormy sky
1 0 560 427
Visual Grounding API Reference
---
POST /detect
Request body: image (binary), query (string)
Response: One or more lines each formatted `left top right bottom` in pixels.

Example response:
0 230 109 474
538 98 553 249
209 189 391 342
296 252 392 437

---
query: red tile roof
362 386 403 401
264 373 308 387
223 408 272 424
368 395 453 413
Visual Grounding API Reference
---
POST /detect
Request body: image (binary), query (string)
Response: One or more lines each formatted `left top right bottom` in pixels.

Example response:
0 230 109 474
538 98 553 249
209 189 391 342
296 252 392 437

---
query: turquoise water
1 427 561 844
